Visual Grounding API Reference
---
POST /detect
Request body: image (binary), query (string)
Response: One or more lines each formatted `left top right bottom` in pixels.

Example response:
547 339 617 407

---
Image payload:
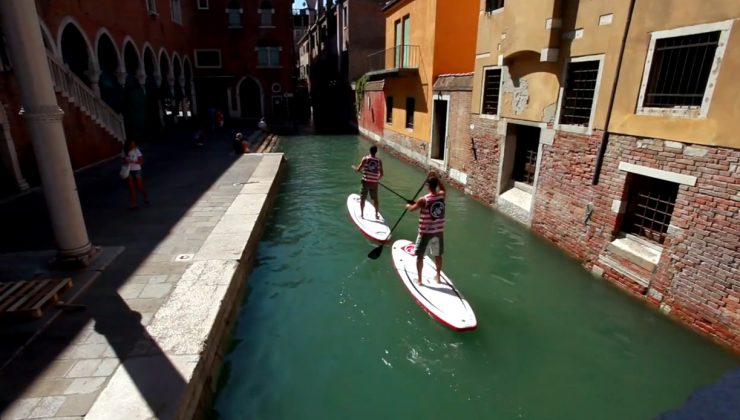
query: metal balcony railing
366 45 420 74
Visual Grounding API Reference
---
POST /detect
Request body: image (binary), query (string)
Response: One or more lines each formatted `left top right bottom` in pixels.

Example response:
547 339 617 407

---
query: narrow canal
211 135 738 419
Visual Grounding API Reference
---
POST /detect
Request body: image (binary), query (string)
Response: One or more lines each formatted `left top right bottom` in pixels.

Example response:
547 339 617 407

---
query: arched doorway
172 55 183 120
159 51 174 126
143 47 161 133
238 77 262 122
60 23 91 85
183 58 194 118
97 32 121 111
123 42 145 139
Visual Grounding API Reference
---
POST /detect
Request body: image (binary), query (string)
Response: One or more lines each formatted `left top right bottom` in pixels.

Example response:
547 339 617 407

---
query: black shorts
414 232 444 257
360 180 378 201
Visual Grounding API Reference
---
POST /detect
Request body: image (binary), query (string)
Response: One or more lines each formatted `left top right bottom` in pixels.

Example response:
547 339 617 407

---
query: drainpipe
592 0 636 185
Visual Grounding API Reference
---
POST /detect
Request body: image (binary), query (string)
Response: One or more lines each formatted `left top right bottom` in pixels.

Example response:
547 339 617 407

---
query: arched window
227 0 243 28
259 1 273 27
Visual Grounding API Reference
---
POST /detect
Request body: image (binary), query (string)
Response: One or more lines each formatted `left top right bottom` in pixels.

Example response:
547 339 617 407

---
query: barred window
643 31 720 109
511 126 539 186
623 175 678 244
560 60 600 126
481 68 501 116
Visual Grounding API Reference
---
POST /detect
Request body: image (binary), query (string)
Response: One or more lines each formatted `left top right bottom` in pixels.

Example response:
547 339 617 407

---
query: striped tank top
361 155 381 183
419 192 445 234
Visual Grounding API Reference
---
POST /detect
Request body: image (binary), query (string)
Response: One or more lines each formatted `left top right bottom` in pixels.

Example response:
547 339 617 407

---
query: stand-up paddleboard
391 240 477 331
347 194 391 243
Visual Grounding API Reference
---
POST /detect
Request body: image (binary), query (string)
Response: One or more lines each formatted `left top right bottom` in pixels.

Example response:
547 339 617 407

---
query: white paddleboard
347 193 391 243
391 240 477 331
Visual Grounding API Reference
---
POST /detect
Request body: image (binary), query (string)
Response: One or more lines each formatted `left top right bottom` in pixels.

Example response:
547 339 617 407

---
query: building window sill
429 158 446 171
606 234 662 273
636 106 702 119
482 8 505 16
498 186 532 213
554 123 592 135
228 25 243 29
259 25 276 29
479 113 499 121
256 66 283 69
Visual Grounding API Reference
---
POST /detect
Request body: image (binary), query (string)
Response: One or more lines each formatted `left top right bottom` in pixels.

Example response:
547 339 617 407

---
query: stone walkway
0 130 282 419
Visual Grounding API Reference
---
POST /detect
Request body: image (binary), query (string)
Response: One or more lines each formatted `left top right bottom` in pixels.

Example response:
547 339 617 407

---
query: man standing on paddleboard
406 172 446 285
352 145 384 219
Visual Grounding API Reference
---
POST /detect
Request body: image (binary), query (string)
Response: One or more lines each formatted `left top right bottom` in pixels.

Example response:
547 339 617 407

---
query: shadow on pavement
0 126 253 416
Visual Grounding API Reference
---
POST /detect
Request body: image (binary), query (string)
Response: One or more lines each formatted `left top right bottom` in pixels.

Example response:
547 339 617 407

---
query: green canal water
211 135 738 419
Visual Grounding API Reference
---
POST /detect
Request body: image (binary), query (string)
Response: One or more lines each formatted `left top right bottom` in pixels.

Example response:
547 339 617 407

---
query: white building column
1 0 95 265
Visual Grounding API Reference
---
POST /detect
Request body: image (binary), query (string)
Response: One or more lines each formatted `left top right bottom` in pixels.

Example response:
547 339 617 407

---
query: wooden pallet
0 278 73 319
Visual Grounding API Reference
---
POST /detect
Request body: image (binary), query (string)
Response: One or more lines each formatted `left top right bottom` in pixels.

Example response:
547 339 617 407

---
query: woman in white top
122 139 149 209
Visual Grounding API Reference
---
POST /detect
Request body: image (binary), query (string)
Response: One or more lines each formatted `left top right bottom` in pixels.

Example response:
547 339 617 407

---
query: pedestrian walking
122 139 150 210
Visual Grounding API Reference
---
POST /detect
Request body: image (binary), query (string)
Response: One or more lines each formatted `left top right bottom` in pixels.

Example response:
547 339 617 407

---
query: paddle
352 165 414 204
367 177 428 260
379 182 415 204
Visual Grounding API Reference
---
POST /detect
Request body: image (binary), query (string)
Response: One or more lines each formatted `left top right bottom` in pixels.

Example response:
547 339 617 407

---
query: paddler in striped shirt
352 145 384 220
406 172 446 285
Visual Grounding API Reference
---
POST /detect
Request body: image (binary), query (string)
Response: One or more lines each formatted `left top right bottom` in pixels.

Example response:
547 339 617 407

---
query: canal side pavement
0 130 284 419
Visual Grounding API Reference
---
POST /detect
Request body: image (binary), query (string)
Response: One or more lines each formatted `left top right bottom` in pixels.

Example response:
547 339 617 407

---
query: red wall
37 0 193 63
358 89 384 137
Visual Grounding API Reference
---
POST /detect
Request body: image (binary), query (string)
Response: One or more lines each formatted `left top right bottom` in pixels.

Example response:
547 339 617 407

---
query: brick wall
466 115 503 205
358 88 384 137
0 72 120 187
443 90 474 181
359 110 740 350
533 130 740 350
532 130 607 261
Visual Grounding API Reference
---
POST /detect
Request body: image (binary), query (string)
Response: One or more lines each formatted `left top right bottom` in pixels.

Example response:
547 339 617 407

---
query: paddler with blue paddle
406 172 446 286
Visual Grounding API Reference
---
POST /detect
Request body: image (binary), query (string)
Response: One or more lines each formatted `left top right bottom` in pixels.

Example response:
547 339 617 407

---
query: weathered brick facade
437 88 474 188
357 82 385 138
534 130 740 350
362 109 740 350
466 115 502 205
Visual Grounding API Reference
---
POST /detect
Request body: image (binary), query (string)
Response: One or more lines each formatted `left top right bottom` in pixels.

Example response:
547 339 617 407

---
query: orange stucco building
358 0 478 165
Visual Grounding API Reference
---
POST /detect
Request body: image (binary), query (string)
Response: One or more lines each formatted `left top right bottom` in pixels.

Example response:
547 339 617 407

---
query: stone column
88 68 102 96
137 69 147 91
0 0 95 265
116 70 127 86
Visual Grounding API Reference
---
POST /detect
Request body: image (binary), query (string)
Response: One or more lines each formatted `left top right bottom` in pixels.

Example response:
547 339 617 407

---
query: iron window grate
624 176 678 244
511 127 540 186
523 149 537 184
560 60 599 126
482 68 502 116
644 31 720 108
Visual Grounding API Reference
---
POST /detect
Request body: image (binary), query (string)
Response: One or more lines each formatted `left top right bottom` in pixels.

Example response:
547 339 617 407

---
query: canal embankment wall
80 150 286 420
358 122 740 354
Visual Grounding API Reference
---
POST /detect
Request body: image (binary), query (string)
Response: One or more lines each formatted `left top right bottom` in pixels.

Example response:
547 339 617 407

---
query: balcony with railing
365 45 420 79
